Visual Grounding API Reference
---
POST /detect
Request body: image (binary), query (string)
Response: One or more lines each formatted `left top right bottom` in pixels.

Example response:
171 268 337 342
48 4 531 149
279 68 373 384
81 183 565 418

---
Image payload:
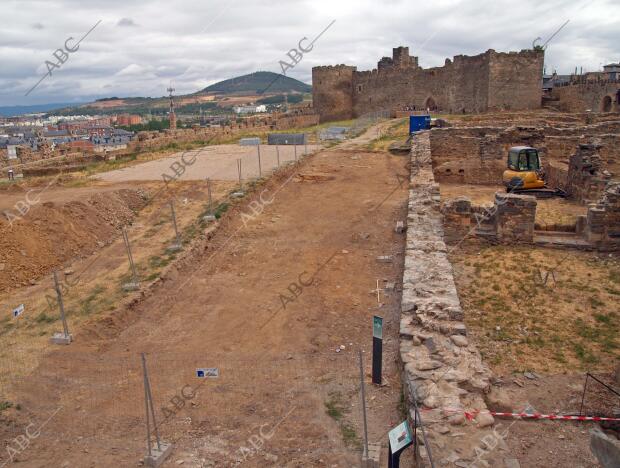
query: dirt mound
0 189 147 292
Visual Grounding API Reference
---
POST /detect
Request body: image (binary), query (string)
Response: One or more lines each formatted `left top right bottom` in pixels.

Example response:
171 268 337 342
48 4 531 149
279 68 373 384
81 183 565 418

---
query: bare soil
0 125 412 467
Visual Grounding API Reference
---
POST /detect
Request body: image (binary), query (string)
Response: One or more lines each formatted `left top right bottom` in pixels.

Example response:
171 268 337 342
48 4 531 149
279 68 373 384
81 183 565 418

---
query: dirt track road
0 124 411 467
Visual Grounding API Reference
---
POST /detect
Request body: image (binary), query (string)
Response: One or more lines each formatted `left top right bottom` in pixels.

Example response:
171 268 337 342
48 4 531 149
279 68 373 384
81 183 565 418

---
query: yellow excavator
502 146 565 197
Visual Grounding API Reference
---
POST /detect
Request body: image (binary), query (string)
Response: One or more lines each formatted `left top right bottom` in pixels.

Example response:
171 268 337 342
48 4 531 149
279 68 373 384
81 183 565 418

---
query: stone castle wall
429 122 620 185
312 47 544 122
551 80 620 113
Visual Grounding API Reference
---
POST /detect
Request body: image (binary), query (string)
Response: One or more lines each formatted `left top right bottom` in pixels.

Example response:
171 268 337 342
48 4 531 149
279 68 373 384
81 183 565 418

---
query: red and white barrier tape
464 410 620 422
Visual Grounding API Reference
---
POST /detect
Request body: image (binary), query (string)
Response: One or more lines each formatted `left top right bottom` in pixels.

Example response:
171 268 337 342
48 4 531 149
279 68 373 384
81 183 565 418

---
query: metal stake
294 144 297 161
170 200 180 246
52 271 70 338
276 145 280 167
141 353 162 453
122 228 139 286
359 350 370 459
257 144 262 177
237 159 242 189
207 178 213 215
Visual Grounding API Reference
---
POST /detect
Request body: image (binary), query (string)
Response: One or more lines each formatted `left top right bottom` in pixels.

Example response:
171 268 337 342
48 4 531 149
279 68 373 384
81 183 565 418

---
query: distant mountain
201 71 311 95
0 102 87 117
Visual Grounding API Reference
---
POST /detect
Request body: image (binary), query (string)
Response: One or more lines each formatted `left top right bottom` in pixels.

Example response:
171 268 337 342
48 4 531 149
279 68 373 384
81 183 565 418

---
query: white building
233 105 267 114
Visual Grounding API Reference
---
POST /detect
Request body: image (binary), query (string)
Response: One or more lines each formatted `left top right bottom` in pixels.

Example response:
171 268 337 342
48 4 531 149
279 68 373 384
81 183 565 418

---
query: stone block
590 427 620 468
50 333 73 345
144 442 174 467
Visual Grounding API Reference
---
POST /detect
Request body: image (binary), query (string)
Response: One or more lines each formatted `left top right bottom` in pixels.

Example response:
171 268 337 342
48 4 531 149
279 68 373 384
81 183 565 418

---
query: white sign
196 368 219 378
12 304 24 318
7 146 17 159
388 420 413 453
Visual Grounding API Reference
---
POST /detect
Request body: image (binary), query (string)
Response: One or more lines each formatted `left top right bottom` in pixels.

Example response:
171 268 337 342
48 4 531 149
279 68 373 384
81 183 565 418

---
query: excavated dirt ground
0 124 413 467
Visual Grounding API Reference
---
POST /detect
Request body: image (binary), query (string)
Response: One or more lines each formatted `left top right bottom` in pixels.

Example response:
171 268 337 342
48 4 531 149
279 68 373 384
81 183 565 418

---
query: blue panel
409 115 431 134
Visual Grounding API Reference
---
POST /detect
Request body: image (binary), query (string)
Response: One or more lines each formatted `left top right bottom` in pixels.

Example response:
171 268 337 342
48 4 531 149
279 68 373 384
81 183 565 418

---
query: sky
1 0 619 106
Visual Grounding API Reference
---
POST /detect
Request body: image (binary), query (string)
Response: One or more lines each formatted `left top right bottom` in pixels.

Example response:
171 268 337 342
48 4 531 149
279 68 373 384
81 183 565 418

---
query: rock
64 269 74 276
504 459 520 468
590 427 620 468
411 336 422 346
450 335 468 347
523 372 536 380
436 425 450 434
416 360 442 371
29 279 36 285
264 454 278 463
476 411 495 428
448 413 466 426
424 337 438 354
376 255 393 263
0 263 5 271
485 388 514 413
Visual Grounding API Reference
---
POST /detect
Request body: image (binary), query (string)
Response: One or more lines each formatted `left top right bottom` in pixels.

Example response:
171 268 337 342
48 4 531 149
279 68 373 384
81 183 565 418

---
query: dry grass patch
451 244 620 374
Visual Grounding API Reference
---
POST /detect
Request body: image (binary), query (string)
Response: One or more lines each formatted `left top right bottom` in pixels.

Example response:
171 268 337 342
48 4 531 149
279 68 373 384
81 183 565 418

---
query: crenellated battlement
312 46 544 122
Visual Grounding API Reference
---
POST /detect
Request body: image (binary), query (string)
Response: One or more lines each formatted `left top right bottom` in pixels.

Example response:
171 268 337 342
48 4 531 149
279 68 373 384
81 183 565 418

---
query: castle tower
312 65 356 122
167 84 177 130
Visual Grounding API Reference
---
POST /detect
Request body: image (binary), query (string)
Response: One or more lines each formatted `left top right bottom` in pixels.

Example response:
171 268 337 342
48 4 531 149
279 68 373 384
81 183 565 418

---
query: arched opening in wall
602 95 612 112
425 97 437 111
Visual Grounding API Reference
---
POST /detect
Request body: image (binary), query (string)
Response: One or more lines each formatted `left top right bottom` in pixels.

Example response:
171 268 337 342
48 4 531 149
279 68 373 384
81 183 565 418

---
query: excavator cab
502 146 546 191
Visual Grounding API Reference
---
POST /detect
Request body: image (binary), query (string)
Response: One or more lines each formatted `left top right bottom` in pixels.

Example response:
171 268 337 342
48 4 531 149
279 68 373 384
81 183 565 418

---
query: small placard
373 316 383 340
12 304 24 318
388 420 413 453
196 368 219 378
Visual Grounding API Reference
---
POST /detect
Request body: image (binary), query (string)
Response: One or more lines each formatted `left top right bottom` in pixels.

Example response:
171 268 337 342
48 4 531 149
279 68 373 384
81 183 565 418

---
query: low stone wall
399 132 516 466
442 192 537 244
583 182 620 250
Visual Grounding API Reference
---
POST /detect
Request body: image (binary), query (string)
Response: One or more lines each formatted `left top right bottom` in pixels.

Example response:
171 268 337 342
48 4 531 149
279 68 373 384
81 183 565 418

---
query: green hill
201 71 311 95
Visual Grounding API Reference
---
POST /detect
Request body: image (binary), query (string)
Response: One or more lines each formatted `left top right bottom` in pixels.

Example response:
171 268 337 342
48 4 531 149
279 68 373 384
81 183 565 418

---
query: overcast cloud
0 0 618 106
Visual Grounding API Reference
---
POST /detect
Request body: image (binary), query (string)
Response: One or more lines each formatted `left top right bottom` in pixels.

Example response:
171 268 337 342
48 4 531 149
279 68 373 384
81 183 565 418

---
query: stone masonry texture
399 131 516 467
312 47 544 122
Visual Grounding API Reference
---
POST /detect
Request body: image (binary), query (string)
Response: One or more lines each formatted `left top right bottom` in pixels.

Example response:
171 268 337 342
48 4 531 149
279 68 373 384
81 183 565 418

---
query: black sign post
372 315 383 385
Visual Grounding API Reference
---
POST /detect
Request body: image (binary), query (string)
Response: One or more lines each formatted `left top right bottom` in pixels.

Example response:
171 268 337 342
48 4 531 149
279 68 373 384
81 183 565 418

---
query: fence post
168 200 182 251
359 350 370 459
122 228 139 291
141 353 173 465
50 270 72 345
257 144 262 177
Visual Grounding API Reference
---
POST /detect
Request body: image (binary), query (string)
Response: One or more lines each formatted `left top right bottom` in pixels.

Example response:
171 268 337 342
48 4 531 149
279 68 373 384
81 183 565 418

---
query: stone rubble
399 131 516 467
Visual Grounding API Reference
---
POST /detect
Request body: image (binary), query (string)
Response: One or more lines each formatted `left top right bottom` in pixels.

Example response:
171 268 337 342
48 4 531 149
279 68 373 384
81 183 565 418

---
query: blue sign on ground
12 304 24 318
196 368 219 378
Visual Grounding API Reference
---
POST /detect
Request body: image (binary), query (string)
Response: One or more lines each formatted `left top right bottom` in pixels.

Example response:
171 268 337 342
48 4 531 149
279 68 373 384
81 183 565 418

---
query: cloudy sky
1 0 618 106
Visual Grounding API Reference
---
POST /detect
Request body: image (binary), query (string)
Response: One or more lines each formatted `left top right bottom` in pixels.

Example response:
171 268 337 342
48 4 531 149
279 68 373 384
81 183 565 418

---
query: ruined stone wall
399 132 514 466
312 48 544 122
584 182 620 250
430 123 620 185
567 144 612 204
551 81 620 113
495 193 537 242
